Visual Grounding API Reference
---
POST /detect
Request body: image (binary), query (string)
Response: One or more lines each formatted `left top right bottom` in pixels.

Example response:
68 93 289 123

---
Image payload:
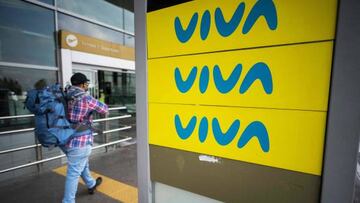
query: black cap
71 72 90 85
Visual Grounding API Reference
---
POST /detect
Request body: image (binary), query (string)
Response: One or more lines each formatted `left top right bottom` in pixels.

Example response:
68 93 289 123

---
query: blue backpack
25 84 91 148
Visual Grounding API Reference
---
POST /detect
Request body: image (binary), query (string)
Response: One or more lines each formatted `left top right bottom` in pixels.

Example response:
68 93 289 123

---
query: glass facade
57 0 134 47
0 0 56 66
98 70 135 110
0 66 57 131
125 34 135 47
0 2 135 124
0 0 135 183
37 0 53 5
124 8 135 47
124 9 134 33
58 13 125 45
57 0 124 30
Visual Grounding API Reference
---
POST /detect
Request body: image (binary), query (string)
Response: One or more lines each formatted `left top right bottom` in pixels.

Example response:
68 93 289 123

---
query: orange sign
60 30 134 60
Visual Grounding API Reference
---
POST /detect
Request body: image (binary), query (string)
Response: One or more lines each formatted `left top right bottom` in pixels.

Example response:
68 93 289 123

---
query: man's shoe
88 177 102 194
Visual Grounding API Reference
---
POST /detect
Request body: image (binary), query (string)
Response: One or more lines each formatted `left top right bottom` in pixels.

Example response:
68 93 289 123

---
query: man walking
61 72 108 203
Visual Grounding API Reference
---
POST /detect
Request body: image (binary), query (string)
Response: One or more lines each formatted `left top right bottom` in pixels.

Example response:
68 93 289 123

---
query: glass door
71 63 135 145
97 70 135 111
71 63 136 111
72 63 99 99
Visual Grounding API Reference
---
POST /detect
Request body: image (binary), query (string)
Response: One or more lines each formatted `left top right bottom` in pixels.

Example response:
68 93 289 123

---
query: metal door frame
72 64 99 99
60 49 135 87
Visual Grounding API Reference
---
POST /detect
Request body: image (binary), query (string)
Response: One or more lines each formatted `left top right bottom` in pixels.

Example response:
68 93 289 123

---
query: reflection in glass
0 0 56 66
0 66 57 131
37 0 53 5
57 0 124 30
124 9 134 33
58 13 124 45
124 9 134 47
125 34 134 48
97 70 135 144
98 70 135 111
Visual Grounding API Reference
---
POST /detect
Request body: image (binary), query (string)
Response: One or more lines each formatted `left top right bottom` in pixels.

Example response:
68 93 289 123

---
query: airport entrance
72 63 135 113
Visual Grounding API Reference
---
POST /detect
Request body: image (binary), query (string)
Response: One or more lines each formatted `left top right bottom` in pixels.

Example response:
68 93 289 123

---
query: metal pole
0 144 41 155
34 134 43 174
0 114 34 120
135 0 152 202
0 114 130 135
105 113 109 152
93 115 131 122
0 137 132 174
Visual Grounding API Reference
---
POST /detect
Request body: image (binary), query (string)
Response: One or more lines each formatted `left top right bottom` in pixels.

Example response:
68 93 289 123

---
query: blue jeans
60 145 96 203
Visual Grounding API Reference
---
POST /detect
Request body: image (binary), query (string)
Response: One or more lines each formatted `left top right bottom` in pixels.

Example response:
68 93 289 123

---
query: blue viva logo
175 62 273 94
175 115 270 152
174 0 278 43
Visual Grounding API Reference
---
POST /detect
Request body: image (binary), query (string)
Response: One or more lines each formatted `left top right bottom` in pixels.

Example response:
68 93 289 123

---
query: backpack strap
45 112 50 128
65 86 101 133
66 91 94 132
51 126 71 129
75 107 94 132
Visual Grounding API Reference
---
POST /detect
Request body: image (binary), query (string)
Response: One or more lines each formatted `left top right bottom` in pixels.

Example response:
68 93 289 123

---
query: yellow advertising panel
146 0 337 58
148 42 333 111
149 103 326 175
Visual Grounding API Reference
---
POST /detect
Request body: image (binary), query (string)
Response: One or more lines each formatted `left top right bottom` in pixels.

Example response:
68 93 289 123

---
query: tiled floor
0 144 137 203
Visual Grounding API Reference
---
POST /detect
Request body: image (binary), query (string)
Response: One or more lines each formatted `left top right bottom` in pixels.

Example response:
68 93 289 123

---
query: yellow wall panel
149 103 326 175
147 0 337 58
148 42 333 111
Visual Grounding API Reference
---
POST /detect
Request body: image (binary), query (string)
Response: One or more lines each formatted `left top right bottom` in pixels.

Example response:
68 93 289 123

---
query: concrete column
135 0 152 202
321 0 360 202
